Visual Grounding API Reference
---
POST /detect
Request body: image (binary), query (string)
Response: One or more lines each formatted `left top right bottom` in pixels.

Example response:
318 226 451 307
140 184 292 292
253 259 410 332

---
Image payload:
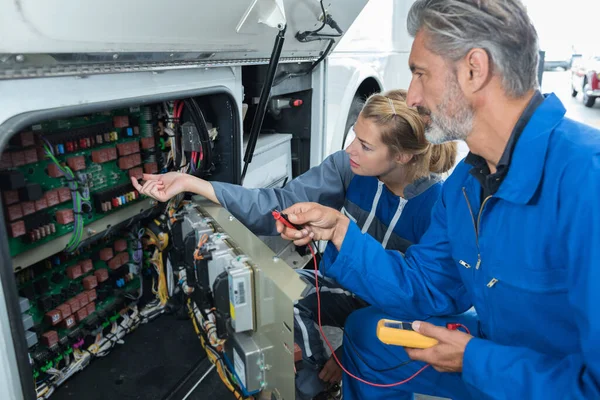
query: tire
583 82 597 108
342 95 364 150
584 96 596 108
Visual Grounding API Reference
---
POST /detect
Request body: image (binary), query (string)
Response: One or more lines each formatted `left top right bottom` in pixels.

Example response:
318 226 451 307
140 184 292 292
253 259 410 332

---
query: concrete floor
542 70 600 127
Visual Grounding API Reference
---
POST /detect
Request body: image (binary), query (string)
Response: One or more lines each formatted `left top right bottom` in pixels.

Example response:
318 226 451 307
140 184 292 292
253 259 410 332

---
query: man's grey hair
407 0 539 97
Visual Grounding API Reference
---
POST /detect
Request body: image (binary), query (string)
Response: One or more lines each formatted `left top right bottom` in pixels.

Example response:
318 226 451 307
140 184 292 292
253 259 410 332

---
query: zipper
462 187 498 337
477 196 493 238
462 188 492 269
459 260 471 269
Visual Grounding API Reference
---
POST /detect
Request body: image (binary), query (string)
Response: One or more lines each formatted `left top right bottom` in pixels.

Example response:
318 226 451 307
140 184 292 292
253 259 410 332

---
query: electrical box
226 329 270 394
228 261 255 333
242 133 293 189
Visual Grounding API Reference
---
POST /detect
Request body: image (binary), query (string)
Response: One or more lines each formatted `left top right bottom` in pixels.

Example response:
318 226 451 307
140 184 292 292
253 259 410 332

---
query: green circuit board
17 236 140 342
4 107 156 257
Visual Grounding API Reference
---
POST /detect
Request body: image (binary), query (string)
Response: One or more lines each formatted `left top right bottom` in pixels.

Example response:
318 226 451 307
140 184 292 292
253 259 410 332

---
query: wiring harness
160 99 214 177
187 298 256 400
35 307 142 399
42 141 90 253
144 223 170 305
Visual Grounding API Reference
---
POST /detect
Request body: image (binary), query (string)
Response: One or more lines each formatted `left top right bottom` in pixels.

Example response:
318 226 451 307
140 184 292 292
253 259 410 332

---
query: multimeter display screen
383 321 413 330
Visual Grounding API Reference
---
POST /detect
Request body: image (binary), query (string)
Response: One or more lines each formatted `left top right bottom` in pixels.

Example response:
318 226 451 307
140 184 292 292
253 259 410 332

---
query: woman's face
345 115 399 177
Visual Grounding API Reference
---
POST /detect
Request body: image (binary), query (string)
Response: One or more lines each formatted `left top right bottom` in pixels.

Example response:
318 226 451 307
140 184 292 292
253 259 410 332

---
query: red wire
174 101 184 119
308 244 430 388
446 323 470 335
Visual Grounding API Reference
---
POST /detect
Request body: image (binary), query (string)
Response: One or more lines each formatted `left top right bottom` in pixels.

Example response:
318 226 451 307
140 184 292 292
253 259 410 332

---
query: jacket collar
403 174 442 200
494 93 566 204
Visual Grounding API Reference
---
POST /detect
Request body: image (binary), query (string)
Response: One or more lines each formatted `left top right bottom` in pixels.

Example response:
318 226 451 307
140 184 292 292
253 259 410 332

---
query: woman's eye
361 144 371 151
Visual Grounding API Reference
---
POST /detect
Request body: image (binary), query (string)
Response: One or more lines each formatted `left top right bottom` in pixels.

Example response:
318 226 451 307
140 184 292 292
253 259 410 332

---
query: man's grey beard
423 78 474 145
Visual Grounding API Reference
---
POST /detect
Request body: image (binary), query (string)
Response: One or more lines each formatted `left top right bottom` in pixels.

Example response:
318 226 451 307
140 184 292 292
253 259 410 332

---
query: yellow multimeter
376 319 439 349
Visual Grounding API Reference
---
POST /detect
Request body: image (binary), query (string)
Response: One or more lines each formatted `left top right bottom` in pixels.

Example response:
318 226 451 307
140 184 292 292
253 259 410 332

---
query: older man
276 0 600 399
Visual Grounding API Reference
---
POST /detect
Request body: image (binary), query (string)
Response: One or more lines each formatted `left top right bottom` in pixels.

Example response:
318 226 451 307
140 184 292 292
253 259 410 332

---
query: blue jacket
322 93 600 399
213 151 443 251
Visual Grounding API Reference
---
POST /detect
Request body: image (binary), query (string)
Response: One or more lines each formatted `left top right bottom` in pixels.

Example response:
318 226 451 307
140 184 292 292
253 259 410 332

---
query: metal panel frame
194 196 306 400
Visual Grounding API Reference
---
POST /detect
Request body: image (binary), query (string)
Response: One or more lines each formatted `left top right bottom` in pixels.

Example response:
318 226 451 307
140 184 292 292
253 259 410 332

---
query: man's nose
407 79 422 108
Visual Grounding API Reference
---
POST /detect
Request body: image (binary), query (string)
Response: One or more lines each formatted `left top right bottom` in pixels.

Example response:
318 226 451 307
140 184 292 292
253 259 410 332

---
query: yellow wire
151 250 168 305
187 299 247 400
145 226 169 304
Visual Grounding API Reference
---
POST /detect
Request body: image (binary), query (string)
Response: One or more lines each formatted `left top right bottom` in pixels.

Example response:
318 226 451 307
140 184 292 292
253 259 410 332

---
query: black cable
313 0 328 33
274 1 342 87
296 0 342 42
184 98 213 176
174 120 182 169
273 38 335 87
192 99 213 174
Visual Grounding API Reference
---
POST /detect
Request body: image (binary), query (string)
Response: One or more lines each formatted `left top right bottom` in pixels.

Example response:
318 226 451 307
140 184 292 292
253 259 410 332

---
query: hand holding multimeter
377 319 471 349
378 318 473 374
377 319 439 348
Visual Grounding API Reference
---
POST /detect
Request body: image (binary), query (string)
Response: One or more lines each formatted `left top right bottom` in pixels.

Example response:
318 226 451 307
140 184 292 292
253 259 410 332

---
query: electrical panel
18 235 142 381
2 107 156 258
3 94 304 400
2 96 233 400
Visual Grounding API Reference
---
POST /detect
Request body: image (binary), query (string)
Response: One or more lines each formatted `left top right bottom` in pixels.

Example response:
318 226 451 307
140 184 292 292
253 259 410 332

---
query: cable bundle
144 227 170 305
42 142 89 253
187 299 254 400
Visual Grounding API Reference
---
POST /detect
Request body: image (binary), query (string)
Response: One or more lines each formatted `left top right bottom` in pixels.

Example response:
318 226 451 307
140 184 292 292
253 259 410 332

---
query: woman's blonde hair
360 89 457 181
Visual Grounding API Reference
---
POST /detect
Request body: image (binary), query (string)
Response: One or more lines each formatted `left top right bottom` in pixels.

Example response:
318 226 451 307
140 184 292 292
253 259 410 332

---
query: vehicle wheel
571 86 578 97
583 83 596 108
342 95 364 149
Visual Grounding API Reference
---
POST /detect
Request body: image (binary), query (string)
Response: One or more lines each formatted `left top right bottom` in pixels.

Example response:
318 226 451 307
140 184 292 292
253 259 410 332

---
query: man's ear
457 48 492 94
397 152 414 165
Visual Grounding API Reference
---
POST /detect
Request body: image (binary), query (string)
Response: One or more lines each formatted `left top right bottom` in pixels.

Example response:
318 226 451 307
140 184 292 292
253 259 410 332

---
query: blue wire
222 352 262 396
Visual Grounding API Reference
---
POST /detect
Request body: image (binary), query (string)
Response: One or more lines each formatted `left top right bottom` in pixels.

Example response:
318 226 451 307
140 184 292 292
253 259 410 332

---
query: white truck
0 1 415 399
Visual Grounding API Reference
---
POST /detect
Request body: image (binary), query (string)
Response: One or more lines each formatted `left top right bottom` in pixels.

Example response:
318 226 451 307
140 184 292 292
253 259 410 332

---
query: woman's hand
276 202 350 249
131 172 190 202
319 355 343 384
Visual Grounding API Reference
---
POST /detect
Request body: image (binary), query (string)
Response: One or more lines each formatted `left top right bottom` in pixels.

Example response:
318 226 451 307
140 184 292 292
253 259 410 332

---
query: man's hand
404 321 473 373
319 356 342 384
131 172 189 202
275 202 350 249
